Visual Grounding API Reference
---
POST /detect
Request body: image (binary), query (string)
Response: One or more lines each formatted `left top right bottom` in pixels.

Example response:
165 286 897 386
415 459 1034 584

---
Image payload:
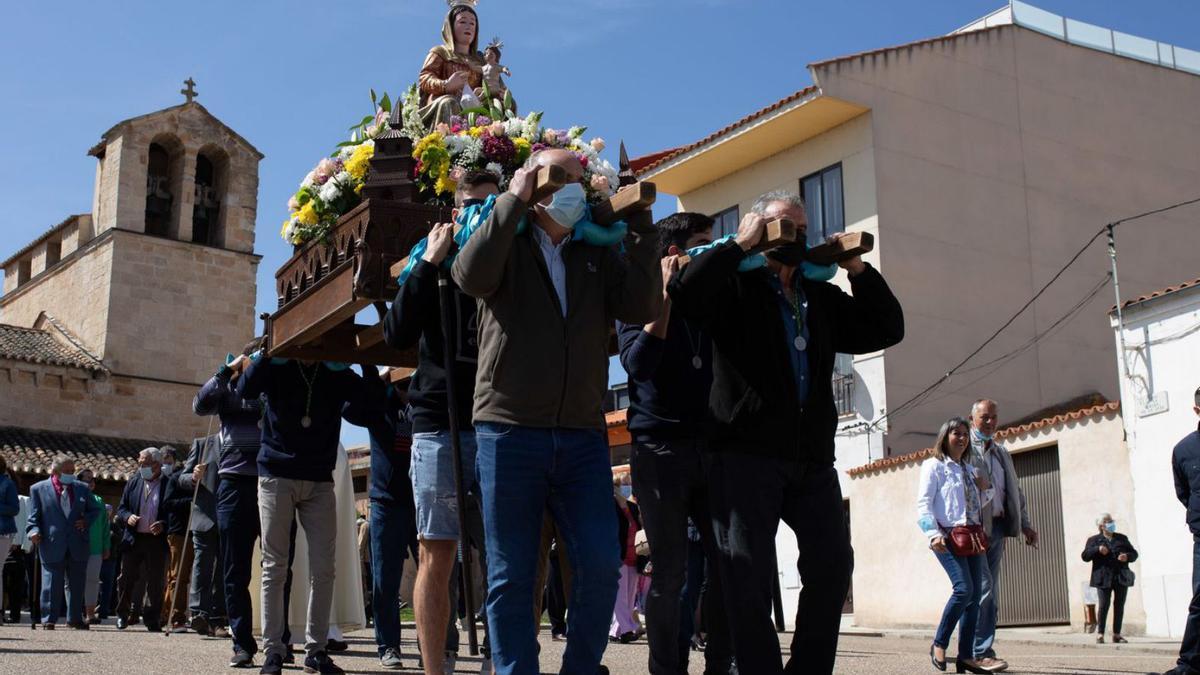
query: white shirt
916 456 990 542
532 225 569 316
14 495 32 552
973 437 1007 517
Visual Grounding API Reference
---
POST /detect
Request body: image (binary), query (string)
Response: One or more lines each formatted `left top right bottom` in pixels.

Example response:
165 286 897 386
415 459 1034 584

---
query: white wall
1116 287 1200 637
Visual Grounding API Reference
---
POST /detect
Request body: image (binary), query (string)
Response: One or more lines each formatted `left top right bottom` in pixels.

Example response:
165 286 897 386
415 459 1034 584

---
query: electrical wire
869 194 1200 432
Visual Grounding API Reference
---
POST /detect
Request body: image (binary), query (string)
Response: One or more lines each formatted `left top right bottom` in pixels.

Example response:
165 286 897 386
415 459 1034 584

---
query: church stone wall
0 237 115 359
102 230 258 385
0 360 206 445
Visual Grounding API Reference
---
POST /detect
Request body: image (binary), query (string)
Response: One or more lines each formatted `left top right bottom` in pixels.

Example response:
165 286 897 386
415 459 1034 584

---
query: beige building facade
0 95 262 480
847 402 1145 632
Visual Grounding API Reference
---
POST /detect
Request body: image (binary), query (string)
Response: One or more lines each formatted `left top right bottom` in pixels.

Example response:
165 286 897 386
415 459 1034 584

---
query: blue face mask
161 463 175 476
1105 521 1116 533
541 183 587 229
619 485 633 499
971 428 993 443
59 473 76 485
139 466 154 480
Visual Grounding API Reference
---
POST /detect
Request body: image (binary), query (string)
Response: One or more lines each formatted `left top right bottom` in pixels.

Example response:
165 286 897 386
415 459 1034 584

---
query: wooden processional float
261 130 657 372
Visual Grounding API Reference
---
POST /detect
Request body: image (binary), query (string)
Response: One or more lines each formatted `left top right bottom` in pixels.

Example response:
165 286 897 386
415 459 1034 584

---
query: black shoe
930 643 947 671
284 644 296 664
230 647 255 668
303 651 344 674
325 638 349 652
617 631 637 644
69 621 90 630
43 623 55 630
116 617 128 630
191 614 210 636
596 667 609 675
145 622 162 633
260 652 284 675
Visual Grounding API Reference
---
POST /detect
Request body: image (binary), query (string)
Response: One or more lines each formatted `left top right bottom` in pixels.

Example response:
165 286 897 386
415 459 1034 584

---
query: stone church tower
0 84 262 484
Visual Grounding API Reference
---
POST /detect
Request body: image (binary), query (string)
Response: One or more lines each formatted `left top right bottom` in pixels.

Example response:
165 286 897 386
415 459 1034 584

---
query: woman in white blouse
917 417 1007 674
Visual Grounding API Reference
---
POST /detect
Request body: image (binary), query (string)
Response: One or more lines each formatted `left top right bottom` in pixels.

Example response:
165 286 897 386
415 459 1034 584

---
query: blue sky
2 0 1198 448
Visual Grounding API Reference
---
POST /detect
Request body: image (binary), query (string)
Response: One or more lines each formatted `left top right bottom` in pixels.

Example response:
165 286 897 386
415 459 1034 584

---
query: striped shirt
194 371 263 477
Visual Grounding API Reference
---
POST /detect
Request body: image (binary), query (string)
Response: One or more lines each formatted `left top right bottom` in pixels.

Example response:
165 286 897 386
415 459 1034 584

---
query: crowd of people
0 144 1197 675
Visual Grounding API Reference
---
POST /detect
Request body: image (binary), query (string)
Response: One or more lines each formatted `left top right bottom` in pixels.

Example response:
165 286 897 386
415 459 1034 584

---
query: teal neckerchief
248 351 348 371
395 195 629 285
685 235 840 281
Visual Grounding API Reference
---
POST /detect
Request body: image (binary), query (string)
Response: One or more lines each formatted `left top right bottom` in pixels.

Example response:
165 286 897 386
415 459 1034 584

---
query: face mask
971 428 993 443
139 466 154 480
59 473 76 485
161 463 175 476
765 242 839 282
540 183 587 229
619 486 633 499
1105 521 1116 533
801 260 838 282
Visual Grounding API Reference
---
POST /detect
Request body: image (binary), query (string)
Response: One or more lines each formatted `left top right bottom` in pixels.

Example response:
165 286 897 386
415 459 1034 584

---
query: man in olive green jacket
452 148 660 674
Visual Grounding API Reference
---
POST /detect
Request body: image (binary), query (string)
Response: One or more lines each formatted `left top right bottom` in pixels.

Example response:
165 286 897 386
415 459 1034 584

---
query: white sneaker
477 656 492 675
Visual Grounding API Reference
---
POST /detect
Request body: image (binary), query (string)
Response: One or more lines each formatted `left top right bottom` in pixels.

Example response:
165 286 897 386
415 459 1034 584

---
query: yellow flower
297 203 319 226
345 143 376 181
467 126 484 138
434 172 456 195
513 136 532 163
412 132 445 160
280 218 291 237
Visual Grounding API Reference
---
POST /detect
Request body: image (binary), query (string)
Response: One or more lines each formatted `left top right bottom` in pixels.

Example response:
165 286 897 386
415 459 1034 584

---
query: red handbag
948 524 989 557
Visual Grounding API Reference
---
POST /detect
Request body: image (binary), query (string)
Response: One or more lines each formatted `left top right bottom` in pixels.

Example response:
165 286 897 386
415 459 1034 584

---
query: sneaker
443 651 457 675
116 617 128 630
212 625 232 639
477 657 492 675
1113 634 1127 644
303 651 344 674
326 638 349 652
379 647 403 670
259 652 283 675
170 622 189 634
1097 634 1105 643
190 615 210 635
43 623 55 630
230 647 255 668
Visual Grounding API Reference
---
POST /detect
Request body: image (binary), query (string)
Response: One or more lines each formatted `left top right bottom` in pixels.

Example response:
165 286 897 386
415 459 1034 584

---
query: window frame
799 162 845 243
711 205 740 239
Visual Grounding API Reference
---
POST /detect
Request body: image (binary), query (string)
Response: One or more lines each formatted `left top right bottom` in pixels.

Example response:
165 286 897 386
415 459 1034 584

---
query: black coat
668 242 904 464
1081 532 1138 589
115 474 170 550
1174 427 1200 537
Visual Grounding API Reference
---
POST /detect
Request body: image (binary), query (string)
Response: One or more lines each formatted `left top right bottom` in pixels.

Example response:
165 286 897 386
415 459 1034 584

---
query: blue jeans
933 549 985 660
370 496 414 656
411 430 478 540
475 423 619 675
974 519 1008 658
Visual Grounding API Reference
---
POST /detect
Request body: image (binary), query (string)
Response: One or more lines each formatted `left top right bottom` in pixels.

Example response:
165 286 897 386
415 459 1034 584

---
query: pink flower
450 166 465 182
590 174 611 193
365 124 379 137
315 158 338 183
590 137 606 152
435 122 451 135
375 108 389 126
287 196 300 211
542 129 558 144
490 121 506 137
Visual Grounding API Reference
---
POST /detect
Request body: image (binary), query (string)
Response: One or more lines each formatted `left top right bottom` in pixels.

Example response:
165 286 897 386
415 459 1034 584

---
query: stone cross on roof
181 77 198 104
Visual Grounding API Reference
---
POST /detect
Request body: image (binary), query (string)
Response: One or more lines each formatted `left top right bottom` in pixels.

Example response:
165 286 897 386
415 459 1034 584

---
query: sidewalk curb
850 627 1179 655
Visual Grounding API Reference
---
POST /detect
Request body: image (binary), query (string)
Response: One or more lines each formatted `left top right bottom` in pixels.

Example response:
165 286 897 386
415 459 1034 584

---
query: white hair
1096 512 1112 527
750 190 805 215
139 447 162 464
50 454 73 473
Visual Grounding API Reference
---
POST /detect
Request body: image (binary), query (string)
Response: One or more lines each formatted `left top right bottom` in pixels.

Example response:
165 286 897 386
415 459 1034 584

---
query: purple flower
476 115 492 127
530 142 548 155
449 115 466 129
482 134 516 164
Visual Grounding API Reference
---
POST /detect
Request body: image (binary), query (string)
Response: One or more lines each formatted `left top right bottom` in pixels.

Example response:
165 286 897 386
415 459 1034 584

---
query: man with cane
172 433 228 637
384 170 498 674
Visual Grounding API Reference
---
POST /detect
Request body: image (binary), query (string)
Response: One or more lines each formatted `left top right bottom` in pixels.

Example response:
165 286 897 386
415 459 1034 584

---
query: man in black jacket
669 190 904 675
114 447 170 632
1167 386 1200 675
384 171 495 675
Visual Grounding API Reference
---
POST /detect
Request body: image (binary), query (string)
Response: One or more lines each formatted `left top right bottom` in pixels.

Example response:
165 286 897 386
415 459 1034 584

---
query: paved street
0 621 1180 674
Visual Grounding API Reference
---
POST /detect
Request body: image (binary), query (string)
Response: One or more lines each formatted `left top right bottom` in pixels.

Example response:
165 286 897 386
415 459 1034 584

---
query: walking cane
165 415 215 636
437 267 479 655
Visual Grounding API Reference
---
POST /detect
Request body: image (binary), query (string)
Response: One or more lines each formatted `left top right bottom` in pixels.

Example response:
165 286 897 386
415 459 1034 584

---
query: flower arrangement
282 87 620 246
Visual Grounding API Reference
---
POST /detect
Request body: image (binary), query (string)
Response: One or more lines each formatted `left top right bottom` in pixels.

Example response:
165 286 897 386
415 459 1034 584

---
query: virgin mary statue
418 1 485 129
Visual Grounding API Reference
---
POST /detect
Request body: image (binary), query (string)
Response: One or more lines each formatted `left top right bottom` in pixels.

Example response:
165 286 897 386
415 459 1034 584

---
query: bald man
453 148 661 674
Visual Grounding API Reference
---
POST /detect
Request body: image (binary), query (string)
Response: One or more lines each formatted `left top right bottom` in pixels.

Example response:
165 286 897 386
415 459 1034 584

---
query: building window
712 205 739 239
833 373 855 417
46 241 61 267
799 163 844 246
17 259 31 285
192 153 222 246
145 143 174 238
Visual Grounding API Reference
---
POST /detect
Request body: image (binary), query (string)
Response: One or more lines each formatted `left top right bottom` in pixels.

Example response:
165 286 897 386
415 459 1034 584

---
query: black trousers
1178 535 1200 673
1096 584 1127 635
115 533 167 626
545 545 568 635
631 439 732 674
4 548 28 622
708 453 851 675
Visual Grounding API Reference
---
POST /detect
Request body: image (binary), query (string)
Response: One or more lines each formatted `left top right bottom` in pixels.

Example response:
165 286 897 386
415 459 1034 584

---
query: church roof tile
0 323 107 373
0 426 173 481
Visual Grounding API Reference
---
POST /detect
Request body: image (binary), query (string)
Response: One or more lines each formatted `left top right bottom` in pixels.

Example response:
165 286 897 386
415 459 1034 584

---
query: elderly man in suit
177 433 228 637
26 454 102 629
114 447 171 632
